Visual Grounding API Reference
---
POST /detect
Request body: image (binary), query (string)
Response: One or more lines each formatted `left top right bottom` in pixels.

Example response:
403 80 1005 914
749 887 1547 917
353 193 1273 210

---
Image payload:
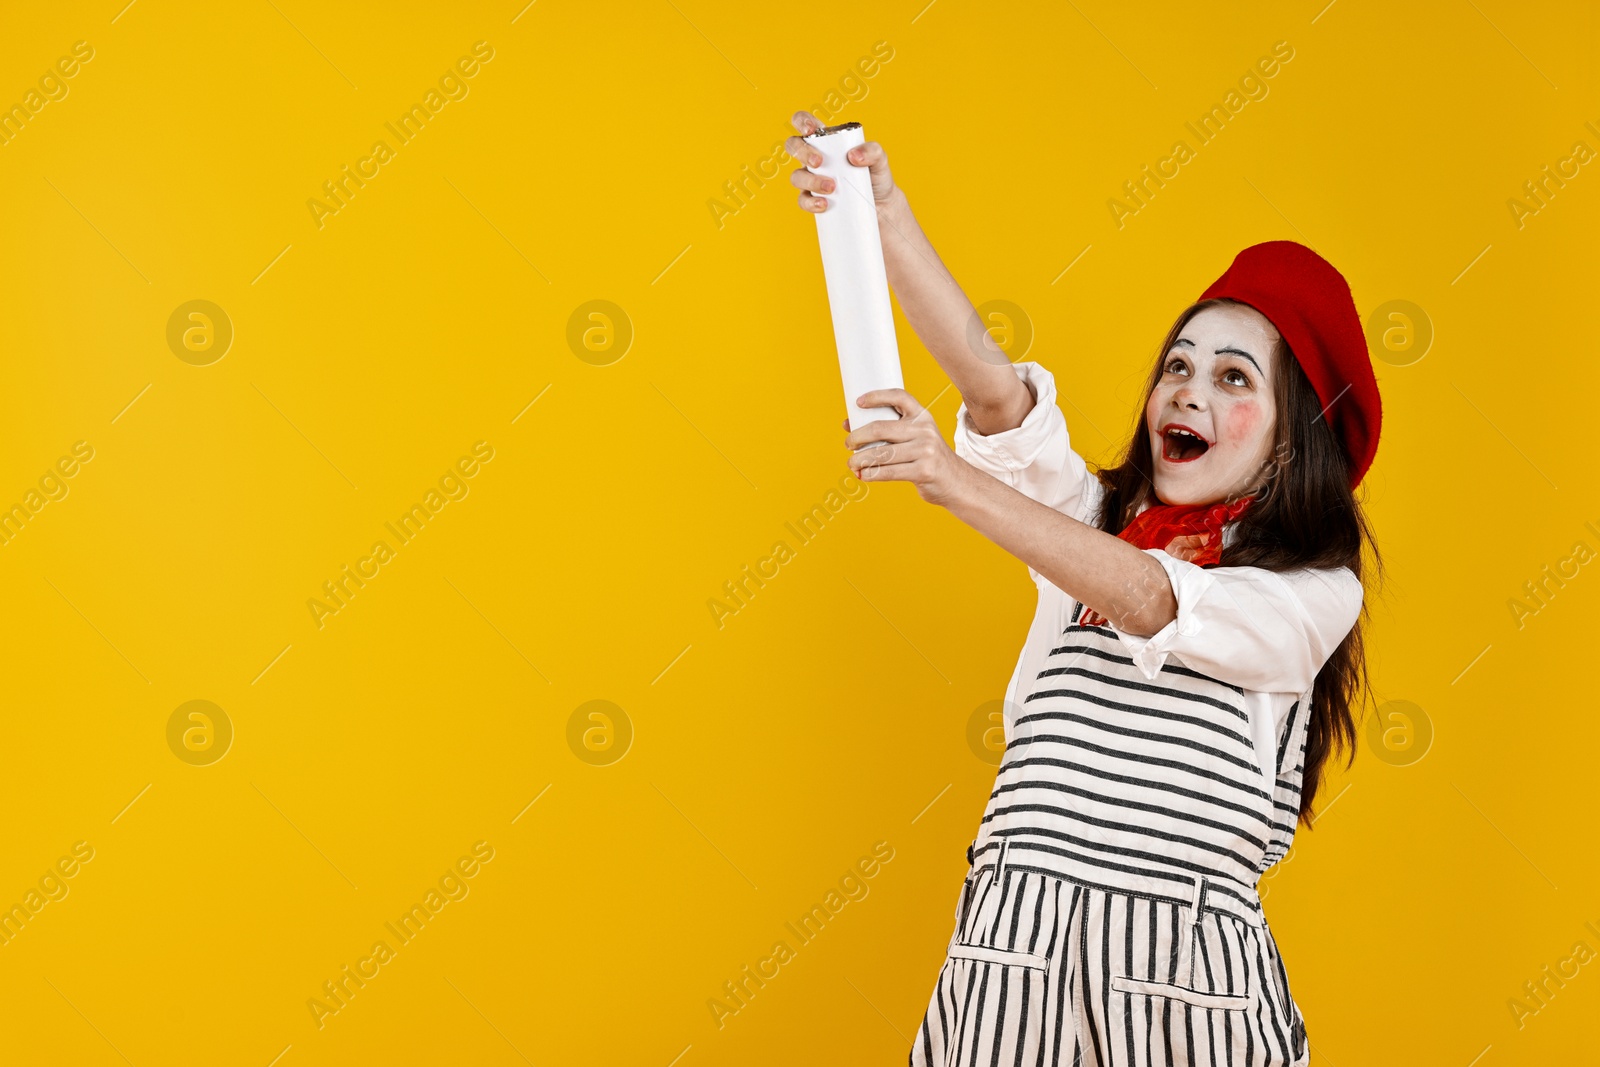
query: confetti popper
803 121 904 449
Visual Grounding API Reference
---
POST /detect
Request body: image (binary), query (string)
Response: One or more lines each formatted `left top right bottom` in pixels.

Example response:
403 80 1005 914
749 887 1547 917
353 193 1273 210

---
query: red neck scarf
1078 493 1255 628
1117 493 1256 566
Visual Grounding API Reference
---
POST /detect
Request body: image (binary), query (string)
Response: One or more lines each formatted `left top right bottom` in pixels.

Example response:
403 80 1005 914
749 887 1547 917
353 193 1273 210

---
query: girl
788 113 1384 1066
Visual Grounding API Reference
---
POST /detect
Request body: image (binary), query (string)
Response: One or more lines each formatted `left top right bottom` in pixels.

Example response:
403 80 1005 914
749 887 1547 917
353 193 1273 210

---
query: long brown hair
1089 297 1384 828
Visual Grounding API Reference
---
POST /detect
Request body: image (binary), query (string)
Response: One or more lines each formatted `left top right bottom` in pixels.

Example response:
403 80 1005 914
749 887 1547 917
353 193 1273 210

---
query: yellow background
1 0 1595 1063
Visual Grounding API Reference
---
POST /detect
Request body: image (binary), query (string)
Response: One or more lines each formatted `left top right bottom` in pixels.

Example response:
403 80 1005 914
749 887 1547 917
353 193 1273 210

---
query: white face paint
1144 304 1281 507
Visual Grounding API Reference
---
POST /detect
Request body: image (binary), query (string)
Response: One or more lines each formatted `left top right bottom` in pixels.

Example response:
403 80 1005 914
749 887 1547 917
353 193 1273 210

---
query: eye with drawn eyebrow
1214 346 1263 375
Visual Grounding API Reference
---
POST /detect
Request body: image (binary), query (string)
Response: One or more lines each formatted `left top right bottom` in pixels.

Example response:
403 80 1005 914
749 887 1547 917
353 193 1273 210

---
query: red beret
1198 241 1381 490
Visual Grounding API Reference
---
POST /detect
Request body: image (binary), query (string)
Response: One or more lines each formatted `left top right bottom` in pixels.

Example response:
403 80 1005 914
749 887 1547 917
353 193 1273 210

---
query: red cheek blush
1225 402 1262 444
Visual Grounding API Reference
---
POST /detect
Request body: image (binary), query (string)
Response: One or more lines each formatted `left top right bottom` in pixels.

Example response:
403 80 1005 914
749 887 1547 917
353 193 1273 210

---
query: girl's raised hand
786 110 897 214
844 390 971 508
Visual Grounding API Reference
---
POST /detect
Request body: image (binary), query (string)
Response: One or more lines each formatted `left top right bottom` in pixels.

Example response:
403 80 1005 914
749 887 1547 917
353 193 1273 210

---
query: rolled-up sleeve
1107 551 1365 694
953 361 1091 521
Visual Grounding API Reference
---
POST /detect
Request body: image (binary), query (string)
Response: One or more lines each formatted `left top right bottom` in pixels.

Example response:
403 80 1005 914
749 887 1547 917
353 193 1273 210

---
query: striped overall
911 599 1312 1066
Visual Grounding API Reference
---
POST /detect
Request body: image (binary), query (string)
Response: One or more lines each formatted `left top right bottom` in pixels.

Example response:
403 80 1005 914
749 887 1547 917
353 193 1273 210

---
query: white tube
804 122 904 447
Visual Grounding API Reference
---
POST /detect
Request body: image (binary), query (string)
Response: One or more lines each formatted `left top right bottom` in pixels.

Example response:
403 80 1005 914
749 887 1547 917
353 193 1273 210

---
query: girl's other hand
786 110 897 214
844 389 970 508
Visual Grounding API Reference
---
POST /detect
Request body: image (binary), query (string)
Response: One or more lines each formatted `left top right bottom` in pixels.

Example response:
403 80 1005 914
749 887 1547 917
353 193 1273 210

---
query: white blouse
952 361 1365 794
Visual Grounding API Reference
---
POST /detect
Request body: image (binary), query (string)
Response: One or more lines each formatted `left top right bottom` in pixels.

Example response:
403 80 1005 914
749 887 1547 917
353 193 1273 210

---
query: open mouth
1161 425 1211 463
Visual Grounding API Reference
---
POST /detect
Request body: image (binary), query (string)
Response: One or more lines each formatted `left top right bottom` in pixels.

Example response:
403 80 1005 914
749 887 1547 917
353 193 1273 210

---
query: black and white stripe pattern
912 602 1311 1066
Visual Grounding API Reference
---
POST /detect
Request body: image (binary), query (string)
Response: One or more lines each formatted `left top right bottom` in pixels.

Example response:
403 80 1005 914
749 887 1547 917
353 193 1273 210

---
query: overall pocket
1109 974 1250 1011
1110 903 1253 1011
942 871 1053 1061
949 942 1050 972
